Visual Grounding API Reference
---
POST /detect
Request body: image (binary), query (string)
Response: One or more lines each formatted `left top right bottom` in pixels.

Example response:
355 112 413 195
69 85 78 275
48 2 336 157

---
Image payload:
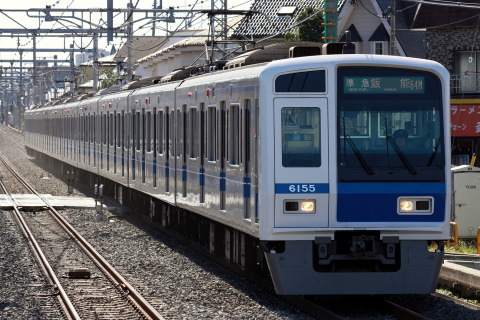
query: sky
0 0 254 68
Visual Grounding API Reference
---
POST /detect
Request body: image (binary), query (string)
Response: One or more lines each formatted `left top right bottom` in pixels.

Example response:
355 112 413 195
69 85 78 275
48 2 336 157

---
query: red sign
450 104 480 137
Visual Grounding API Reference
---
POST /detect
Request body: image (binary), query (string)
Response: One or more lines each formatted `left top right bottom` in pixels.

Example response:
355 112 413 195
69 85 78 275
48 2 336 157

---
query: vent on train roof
223 41 355 70
288 45 321 58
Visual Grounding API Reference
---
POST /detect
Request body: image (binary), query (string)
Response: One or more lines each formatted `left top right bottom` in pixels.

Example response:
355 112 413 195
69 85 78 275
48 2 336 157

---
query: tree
99 69 118 89
284 7 324 42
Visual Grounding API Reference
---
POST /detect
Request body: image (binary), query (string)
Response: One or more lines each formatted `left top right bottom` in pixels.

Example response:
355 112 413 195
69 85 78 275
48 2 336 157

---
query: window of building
374 42 384 55
454 51 480 93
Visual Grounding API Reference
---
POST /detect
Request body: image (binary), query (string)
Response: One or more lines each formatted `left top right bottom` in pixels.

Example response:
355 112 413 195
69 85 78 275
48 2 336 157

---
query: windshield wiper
426 141 440 166
386 136 417 175
345 135 374 175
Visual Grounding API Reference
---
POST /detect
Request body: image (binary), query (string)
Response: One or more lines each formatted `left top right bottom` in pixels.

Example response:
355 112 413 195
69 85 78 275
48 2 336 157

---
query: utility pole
93 32 99 91
9 61 14 127
389 0 396 55
19 51 23 129
127 1 134 82
70 44 75 95
32 34 38 106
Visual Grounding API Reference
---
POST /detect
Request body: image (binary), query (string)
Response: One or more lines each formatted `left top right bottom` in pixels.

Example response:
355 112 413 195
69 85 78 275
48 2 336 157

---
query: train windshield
337 67 445 182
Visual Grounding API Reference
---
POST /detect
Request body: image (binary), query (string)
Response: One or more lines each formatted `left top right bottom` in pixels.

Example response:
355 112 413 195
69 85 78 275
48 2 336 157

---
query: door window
281 107 321 167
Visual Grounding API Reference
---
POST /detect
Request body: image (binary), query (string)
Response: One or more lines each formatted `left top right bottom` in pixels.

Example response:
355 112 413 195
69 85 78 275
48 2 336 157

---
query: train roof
26 53 448 114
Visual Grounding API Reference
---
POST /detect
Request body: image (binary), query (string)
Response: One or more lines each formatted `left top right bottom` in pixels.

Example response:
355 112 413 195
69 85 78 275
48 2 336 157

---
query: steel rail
0 163 81 320
384 299 431 320
0 154 165 320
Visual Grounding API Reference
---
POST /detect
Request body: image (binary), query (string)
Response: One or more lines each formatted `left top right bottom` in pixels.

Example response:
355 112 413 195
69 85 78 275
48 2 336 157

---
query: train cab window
281 107 321 167
275 70 326 93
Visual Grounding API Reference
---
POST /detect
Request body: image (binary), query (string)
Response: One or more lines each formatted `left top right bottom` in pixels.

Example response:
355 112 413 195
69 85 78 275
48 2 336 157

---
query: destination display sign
343 76 425 94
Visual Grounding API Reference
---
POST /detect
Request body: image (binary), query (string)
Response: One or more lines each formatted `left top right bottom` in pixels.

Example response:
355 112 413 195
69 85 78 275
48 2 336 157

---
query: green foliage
445 239 478 254
99 69 118 90
284 6 324 42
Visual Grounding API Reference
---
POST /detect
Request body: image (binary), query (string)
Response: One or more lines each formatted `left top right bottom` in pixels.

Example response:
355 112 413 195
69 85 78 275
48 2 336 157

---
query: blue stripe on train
220 172 226 191
275 183 329 194
337 182 446 222
199 168 205 186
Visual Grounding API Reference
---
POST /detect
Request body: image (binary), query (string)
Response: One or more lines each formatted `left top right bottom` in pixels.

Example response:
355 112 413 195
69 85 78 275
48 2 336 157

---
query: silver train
25 53 451 295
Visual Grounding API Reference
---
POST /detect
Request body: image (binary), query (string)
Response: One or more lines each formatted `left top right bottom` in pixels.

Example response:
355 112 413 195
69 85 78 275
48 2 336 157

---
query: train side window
90 115 94 144
207 106 217 162
152 108 157 154
136 111 141 151
200 103 205 165
189 107 198 159
120 111 124 148
281 107 321 167
275 70 326 93
146 110 152 152
169 110 175 157
244 99 251 169
109 112 114 146
102 113 107 145
116 112 121 147
157 110 164 155
177 108 183 158
229 104 240 165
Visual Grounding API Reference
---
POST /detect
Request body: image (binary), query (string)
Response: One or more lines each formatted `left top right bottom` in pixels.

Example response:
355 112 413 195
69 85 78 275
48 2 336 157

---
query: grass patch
429 239 478 254
445 239 478 254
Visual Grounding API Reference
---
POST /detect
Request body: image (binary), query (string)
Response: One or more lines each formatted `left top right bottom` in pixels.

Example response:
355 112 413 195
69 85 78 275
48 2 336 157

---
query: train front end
259 54 451 295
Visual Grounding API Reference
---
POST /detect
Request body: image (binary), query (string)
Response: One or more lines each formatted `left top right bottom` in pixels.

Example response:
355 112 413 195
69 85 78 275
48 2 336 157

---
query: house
337 0 423 57
411 1 480 165
232 0 423 57
135 17 243 79
76 55 117 94
232 0 322 47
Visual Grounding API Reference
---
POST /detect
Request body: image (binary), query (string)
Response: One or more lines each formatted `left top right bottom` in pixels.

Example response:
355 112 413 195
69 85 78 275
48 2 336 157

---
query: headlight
398 197 433 214
399 200 414 212
301 201 315 212
284 200 316 214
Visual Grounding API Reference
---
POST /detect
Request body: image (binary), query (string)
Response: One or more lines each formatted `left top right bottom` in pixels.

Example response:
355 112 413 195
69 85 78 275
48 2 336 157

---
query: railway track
1 125 478 319
0 153 164 319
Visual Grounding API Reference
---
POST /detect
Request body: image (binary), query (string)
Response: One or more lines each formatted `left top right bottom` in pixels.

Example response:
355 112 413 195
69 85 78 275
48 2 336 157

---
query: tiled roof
411 2 480 29
115 36 168 62
138 16 243 64
232 0 326 39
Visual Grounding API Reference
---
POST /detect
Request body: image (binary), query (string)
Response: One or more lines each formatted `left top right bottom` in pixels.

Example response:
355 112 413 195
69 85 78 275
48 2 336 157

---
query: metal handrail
450 73 480 94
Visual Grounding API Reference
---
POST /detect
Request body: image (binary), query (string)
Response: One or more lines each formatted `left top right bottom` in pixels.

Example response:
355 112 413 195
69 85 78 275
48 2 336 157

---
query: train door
181 105 187 198
243 100 251 220
200 103 205 203
141 108 146 184
273 98 329 228
152 108 157 188
165 106 170 193
220 101 226 210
